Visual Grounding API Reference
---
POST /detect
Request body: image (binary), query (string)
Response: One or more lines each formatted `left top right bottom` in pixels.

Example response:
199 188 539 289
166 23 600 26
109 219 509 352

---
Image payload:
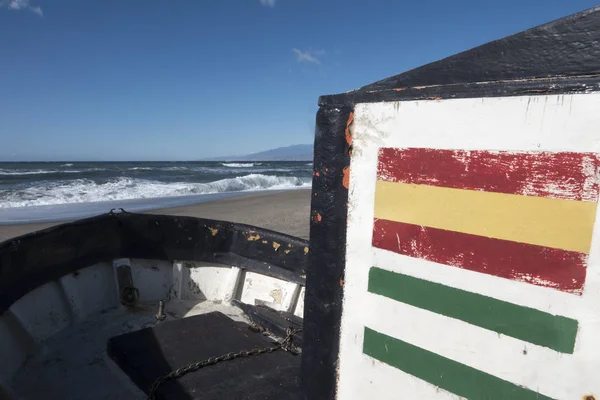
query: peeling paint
247 233 261 241
284 250 291 254
343 166 350 189
262 240 268 244
272 242 281 251
208 227 218 236
270 288 283 304
304 247 309 255
345 112 355 146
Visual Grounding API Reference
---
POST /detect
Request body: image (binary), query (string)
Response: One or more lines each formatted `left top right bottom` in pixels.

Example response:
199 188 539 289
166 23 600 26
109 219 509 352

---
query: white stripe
373 248 585 319
362 291 588 399
336 342 463 400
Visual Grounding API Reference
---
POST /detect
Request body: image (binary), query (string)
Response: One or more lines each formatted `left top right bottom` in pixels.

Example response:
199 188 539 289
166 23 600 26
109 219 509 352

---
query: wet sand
0 190 312 243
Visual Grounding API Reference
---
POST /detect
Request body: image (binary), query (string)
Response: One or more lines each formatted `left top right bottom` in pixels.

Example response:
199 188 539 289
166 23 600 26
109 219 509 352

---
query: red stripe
372 219 587 294
377 148 600 202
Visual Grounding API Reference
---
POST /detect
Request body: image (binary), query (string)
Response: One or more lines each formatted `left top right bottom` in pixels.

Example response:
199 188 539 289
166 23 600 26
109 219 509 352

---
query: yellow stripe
374 181 598 253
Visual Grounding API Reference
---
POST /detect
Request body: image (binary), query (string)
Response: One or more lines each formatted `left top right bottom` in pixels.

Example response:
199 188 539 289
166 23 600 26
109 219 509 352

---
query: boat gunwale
0 211 309 315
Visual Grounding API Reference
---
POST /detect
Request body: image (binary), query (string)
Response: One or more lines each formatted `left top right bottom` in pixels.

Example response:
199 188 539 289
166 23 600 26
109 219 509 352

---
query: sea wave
0 169 102 176
222 163 254 168
0 174 311 208
60 163 74 167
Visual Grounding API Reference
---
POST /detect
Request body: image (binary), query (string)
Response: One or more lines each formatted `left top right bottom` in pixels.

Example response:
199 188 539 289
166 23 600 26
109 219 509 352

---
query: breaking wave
0 174 311 208
221 163 254 168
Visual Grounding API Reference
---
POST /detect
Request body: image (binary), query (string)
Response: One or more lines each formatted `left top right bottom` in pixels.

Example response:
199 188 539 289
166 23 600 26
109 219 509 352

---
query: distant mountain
205 144 313 161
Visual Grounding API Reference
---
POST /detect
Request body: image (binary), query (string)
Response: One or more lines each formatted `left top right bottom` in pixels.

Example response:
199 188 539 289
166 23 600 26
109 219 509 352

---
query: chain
147 327 302 400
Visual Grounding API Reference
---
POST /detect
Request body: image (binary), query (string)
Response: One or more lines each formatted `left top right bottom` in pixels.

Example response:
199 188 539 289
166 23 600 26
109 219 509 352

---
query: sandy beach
0 189 312 243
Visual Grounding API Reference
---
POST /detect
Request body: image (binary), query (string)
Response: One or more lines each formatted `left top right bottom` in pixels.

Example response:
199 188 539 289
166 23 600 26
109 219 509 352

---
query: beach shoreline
0 189 311 243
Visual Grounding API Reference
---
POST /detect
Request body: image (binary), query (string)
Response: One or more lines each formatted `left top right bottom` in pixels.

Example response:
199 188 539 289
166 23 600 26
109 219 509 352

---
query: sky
0 0 598 161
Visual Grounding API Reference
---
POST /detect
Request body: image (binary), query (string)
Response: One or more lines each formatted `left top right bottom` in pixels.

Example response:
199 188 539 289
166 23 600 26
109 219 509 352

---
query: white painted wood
338 93 600 399
223 267 243 304
170 261 185 300
129 259 173 302
9 281 73 342
60 262 118 320
293 286 305 318
238 271 298 311
185 262 232 301
0 311 37 386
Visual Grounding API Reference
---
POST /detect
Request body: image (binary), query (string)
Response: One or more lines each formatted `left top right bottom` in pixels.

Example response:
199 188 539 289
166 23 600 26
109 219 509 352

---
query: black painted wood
301 105 352 400
320 6 600 105
0 212 309 314
107 311 301 400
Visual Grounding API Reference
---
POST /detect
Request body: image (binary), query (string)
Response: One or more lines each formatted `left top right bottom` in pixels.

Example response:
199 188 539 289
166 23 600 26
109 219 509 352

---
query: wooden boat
2 6 600 399
0 211 307 399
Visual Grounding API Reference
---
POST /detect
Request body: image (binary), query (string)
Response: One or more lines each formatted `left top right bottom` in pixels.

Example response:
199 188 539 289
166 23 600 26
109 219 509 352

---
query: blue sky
0 0 598 161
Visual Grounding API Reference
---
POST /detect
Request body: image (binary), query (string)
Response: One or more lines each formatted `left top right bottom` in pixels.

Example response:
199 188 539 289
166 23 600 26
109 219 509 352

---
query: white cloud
292 48 325 64
0 0 43 16
260 0 275 7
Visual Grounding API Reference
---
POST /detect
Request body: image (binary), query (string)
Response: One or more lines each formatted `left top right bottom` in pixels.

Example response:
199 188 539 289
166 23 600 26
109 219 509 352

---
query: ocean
0 161 312 224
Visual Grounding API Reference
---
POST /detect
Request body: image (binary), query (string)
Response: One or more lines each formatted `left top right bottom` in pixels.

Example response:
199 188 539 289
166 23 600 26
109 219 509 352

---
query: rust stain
208 227 218 236
315 171 320 177
393 87 407 92
247 233 261 241
272 242 281 251
288 243 292 248
345 112 354 146
340 279 344 287
284 250 291 254
342 166 350 189
304 246 309 254
311 211 322 223
584 396 595 400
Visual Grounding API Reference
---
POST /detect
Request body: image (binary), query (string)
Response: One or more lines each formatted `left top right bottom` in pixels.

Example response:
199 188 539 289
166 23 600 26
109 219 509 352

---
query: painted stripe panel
368 267 578 353
363 327 555 400
377 148 600 202
373 180 597 253
372 219 587 294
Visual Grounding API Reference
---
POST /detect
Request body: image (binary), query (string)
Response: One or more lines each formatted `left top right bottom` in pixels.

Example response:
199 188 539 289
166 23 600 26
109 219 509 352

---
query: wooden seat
107 312 301 400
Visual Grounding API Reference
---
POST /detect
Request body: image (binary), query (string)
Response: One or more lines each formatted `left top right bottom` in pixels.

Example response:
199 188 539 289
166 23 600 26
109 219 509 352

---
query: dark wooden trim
319 75 600 107
0 212 309 315
320 6 600 106
301 105 353 399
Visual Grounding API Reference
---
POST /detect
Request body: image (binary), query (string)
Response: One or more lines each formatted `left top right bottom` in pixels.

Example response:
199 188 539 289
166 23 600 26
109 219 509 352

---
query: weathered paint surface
369 267 578 353
378 148 600 202
373 219 587 294
338 93 600 400
374 180 597 253
363 327 554 400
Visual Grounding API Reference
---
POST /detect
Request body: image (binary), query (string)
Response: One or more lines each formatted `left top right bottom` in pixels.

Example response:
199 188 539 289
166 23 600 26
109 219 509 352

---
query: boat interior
0 210 307 399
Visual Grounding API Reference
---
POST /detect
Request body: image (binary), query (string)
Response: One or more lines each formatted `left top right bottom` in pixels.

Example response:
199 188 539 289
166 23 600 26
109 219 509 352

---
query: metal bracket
114 259 139 307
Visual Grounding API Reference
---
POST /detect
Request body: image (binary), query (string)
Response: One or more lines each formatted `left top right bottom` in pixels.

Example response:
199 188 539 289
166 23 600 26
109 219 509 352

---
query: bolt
155 300 166 321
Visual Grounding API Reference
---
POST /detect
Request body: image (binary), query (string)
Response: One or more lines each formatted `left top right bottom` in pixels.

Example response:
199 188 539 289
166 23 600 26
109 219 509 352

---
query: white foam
222 163 254 168
0 174 311 208
60 163 74 167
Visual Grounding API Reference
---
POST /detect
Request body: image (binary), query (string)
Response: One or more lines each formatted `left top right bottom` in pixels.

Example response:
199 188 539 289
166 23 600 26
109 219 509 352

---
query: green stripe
363 327 555 400
368 267 578 353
